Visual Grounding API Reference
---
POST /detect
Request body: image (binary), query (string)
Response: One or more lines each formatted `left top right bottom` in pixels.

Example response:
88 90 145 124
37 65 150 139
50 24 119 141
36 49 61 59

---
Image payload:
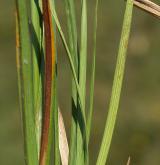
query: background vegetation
1 0 160 164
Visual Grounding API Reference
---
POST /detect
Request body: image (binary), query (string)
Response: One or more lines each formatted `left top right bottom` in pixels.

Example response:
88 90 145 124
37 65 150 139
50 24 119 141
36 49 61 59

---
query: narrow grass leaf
49 0 82 107
76 0 88 164
15 9 22 121
87 0 99 143
96 0 133 164
30 0 42 153
63 0 79 164
79 0 87 113
15 0 38 164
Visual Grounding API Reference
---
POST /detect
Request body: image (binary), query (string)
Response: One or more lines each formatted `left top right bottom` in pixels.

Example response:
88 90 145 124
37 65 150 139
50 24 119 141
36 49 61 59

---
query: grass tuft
15 0 135 164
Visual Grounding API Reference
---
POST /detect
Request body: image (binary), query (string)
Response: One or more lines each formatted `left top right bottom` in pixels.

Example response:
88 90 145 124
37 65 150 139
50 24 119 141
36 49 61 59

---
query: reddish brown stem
39 0 54 164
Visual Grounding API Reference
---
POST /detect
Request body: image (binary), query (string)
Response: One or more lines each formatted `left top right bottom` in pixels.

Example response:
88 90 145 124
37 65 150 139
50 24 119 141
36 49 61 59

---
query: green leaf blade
76 0 88 164
62 0 79 164
96 0 134 164
30 0 43 154
87 0 99 144
15 0 38 164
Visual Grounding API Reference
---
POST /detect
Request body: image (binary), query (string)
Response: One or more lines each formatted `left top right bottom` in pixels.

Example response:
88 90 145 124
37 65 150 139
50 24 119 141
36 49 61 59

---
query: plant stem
39 0 58 164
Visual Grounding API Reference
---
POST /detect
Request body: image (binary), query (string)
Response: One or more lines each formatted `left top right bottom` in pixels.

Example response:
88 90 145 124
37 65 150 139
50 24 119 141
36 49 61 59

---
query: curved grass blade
15 0 38 164
96 0 133 164
49 0 83 108
63 0 79 164
76 0 88 164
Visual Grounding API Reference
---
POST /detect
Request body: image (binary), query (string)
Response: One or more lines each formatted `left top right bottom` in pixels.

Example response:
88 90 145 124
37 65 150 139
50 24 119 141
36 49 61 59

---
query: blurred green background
1 0 160 164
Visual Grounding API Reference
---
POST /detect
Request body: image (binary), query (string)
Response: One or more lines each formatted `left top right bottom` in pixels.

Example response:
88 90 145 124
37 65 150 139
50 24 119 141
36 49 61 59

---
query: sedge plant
15 0 136 164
